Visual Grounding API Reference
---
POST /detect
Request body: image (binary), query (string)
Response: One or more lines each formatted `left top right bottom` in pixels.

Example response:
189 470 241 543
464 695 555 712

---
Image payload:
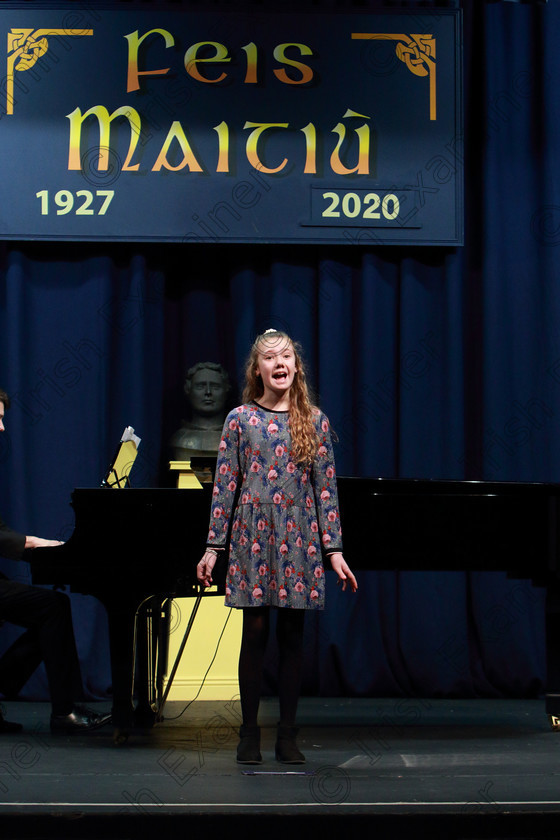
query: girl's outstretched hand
329 553 358 593
197 550 218 587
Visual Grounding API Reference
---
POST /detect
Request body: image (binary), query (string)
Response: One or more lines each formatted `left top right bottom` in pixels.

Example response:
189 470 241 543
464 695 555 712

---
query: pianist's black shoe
50 704 112 734
0 709 23 733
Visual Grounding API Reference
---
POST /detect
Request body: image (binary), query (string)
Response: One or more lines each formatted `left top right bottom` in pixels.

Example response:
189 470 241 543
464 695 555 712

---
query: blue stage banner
0 5 462 245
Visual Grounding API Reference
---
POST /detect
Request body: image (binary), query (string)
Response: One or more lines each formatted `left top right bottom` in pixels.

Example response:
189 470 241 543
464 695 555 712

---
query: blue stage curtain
0 0 555 701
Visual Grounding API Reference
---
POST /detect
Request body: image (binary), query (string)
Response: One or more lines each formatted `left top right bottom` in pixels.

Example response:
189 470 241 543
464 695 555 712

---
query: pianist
0 388 110 734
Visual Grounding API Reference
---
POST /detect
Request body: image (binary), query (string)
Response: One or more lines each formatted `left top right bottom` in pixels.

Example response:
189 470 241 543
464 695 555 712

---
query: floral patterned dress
206 401 343 609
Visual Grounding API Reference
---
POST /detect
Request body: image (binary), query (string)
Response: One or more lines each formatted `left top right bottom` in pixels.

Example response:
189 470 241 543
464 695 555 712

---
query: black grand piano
31 484 218 740
30 476 560 739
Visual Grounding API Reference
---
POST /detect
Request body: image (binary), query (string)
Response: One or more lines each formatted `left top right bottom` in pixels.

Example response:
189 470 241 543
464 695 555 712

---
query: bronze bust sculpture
170 362 230 460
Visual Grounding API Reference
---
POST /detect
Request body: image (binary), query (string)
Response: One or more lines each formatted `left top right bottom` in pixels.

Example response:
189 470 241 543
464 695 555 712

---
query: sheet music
103 426 141 488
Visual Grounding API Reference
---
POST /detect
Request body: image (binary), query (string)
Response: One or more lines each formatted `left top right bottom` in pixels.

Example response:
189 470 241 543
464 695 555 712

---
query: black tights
238 607 305 728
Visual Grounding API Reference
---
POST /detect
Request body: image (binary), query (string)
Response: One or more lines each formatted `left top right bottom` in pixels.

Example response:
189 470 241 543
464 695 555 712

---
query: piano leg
102 595 139 743
545 584 560 728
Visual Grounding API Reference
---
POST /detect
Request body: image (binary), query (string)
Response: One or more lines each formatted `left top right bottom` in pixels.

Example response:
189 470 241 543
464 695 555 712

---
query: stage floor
1 697 560 839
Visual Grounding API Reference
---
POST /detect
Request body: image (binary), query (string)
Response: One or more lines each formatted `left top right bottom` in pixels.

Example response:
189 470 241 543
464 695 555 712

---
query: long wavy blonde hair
242 330 319 465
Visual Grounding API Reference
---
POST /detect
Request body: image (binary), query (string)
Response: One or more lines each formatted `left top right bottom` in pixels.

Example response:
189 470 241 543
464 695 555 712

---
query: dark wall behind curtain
0 0 555 702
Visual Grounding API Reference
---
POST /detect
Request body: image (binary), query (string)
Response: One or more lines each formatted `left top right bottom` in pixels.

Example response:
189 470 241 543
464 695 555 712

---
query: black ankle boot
237 725 262 764
275 724 305 764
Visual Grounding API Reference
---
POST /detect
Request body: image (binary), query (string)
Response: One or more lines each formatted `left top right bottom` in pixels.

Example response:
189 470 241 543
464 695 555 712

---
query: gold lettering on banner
66 106 142 171
352 33 437 121
6 28 93 116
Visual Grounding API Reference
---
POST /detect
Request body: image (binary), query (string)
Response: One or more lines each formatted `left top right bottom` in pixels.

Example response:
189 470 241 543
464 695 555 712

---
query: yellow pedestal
169 460 204 489
164 595 242 701
165 461 241 701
